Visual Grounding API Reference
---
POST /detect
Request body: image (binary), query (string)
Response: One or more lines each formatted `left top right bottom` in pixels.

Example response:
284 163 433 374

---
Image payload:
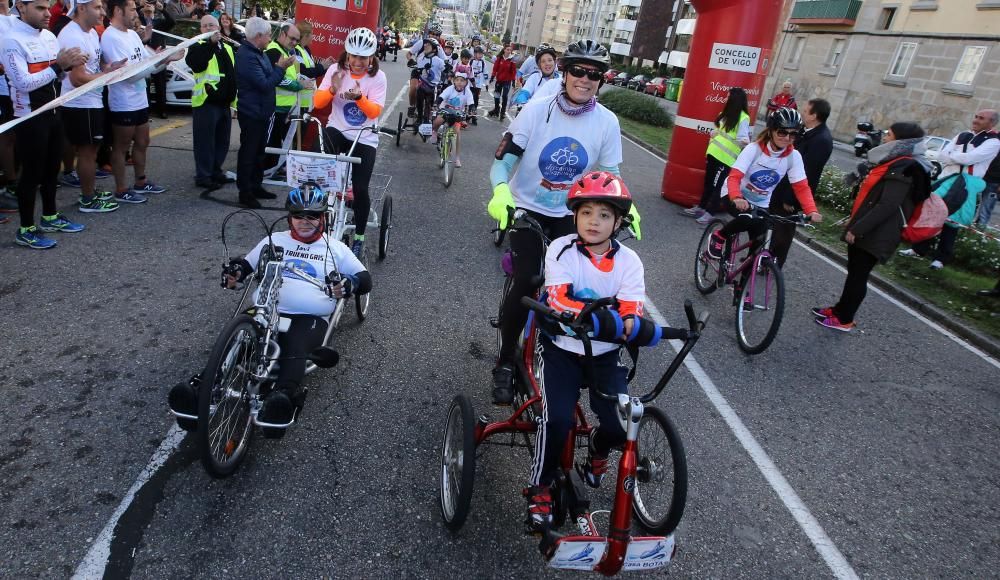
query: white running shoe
930 260 944 270
898 249 920 258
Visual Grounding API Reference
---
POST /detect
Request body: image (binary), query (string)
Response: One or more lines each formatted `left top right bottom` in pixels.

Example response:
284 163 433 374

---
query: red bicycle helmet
566 171 632 215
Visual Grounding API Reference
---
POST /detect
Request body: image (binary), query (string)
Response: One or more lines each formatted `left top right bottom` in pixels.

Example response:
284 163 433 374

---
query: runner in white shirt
313 27 387 259
431 72 472 165
59 0 126 212
101 0 182 203
0 3 17 212
486 39 641 407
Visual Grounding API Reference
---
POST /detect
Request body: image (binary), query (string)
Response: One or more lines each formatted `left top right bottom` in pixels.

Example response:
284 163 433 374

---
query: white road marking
72 426 186 579
622 135 998 367
642 298 861 580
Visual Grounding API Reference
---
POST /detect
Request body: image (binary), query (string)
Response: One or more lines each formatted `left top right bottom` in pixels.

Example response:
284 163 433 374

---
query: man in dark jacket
235 17 295 208
769 98 833 266
138 0 176 119
186 15 236 190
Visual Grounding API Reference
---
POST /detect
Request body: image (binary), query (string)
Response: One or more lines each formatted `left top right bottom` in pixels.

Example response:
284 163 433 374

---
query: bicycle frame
722 234 777 307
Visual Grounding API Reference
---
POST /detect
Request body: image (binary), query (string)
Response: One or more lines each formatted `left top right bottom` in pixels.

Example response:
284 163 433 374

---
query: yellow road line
149 118 191 137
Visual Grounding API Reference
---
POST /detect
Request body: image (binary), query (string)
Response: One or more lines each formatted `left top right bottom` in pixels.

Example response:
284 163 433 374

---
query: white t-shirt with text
438 84 472 111
100 26 149 112
728 142 806 208
317 66 388 149
58 21 103 109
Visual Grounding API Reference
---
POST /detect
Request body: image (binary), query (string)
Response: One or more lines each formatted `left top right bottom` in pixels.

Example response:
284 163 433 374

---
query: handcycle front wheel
632 406 688 535
694 219 726 295
395 112 403 147
736 257 784 355
440 394 477 531
197 314 259 479
355 245 371 321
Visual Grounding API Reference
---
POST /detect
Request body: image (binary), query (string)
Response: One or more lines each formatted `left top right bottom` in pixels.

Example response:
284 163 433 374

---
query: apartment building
768 0 1000 141
572 0 617 46
608 0 695 72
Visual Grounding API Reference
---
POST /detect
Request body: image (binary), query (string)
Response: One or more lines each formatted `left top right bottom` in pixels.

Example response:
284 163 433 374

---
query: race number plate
547 539 606 571
418 123 434 137
286 153 349 192
622 536 675 571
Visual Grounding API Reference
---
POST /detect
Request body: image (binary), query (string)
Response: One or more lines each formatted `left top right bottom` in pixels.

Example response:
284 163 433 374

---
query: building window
887 41 917 78
877 7 897 30
785 36 806 68
825 38 846 68
952 45 987 85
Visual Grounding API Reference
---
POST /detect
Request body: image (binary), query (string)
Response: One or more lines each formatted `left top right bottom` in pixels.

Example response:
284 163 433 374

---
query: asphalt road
1 30 998 580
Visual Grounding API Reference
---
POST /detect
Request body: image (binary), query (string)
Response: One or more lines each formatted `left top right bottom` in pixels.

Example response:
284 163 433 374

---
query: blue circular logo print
284 258 317 281
538 137 589 184
748 168 780 191
343 102 366 126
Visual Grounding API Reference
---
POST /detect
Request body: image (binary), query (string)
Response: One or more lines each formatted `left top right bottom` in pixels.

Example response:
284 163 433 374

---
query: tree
480 12 491 31
483 0 491 12
502 28 511 45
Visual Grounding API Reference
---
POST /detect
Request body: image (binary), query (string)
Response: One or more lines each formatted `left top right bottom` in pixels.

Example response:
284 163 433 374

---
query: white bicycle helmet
345 27 378 57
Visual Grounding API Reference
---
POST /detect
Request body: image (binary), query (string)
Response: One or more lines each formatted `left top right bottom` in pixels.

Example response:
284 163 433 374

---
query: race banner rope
0 31 213 135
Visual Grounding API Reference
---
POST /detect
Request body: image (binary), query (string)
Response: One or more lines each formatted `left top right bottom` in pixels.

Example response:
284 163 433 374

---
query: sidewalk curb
620 126 1000 361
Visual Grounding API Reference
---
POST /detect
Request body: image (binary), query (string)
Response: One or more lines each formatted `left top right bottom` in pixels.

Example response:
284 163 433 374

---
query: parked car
603 68 620 83
923 135 952 179
611 72 631 86
627 75 649 91
644 77 668 97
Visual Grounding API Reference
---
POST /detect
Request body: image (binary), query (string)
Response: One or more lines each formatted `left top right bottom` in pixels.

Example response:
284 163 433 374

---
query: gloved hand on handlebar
220 259 251 290
324 273 354 299
488 182 516 229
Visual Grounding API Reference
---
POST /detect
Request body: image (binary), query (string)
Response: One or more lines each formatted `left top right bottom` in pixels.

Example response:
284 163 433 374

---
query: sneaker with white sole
811 306 835 319
680 206 705 217
14 226 57 249
898 248 921 258
132 181 166 194
39 213 85 233
706 231 726 260
60 171 81 188
79 195 120 213
695 212 715 225
930 260 944 270
816 315 856 332
115 190 147 204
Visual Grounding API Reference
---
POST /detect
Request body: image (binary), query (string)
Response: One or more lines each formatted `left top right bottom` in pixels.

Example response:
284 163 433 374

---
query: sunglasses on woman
290 213 323 222
774 129 798 137
564 65 604 82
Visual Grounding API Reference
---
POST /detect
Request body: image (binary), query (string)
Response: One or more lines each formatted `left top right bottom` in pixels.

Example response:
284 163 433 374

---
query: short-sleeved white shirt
438 84 472 111
244 231 366 317
544 234 645 356
100 26 149 112
507 94 623 217
729 142 806 208
58 21 103 109
317 66 387 149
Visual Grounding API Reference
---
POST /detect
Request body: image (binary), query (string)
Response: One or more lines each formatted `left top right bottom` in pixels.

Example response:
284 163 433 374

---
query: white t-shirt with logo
437 84 472 111
100 26 149 112
317 66 388 149
244 231 366 317
58 21 103 109
728 142 806 208
544 234 645 356
508 93 623 217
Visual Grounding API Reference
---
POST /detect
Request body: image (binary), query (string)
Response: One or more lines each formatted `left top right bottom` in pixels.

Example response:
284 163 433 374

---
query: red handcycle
439 233 707 574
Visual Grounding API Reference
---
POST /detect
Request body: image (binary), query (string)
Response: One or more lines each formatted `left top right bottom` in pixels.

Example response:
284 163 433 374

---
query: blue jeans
977 181 999 226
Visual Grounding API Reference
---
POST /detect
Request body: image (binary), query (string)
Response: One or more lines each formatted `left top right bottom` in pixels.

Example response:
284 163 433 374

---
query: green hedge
814 166 1000 273
598 88 674 129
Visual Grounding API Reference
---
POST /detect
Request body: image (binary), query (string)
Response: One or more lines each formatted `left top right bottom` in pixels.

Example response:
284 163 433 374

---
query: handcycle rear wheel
197 314 259 479
736 257 784 354
632 406 687 535
378 194 392 260
694 219 725 295
440 394 476 531
355 244 371 321
395 112 403 147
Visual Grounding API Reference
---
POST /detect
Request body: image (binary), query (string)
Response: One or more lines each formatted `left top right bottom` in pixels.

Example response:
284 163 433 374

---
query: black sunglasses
774 129 798 137
290 212 323 221
564 65 603 82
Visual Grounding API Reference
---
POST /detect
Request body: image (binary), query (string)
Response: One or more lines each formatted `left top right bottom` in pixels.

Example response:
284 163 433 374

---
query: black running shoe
492 363 514 406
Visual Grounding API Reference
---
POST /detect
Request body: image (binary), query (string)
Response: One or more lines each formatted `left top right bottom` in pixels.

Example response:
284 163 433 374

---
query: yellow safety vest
706 111 750 166
296 45 316 111
191 41 236 108
267 41 300 110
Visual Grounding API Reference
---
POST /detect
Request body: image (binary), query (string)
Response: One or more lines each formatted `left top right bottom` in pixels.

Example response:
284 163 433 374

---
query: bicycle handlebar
738 206 815 226
519 296 709 404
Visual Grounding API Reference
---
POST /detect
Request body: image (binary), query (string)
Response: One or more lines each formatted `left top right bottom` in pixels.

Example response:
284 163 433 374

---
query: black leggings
833 245 879 324
698 155 730 213
16 112 62 227
470 86 481 112
322 127 377 236
275 314 329 393
498 210 576 364
493 81 512 116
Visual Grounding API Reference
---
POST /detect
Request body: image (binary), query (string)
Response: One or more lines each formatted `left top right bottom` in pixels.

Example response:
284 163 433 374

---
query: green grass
617 117 673 156
809 202 1000 339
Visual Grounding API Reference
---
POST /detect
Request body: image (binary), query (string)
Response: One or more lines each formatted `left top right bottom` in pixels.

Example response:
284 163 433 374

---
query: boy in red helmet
524 171 648 532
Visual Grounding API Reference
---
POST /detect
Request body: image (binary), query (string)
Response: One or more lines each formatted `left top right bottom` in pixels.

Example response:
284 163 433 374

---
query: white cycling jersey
1 17 60 118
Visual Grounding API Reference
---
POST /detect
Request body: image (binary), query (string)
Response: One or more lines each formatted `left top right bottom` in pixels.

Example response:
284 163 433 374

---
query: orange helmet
566 171 632 215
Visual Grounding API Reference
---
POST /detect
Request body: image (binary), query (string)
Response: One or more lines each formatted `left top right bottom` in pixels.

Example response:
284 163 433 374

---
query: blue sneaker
39 213 85 233
132 181 166 194
115 190 147 204
15 226 57 249
351 238 364 259
95 168 112 179
60 171 82 188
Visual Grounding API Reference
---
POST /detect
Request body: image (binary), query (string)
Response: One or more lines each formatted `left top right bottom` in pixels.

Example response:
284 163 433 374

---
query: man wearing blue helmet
168 182 372 428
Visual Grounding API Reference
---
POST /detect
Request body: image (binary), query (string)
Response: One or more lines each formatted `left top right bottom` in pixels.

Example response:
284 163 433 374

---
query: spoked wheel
197 314 259 479
395 112 403 147
378 195 392 260
440 394 476 531
694 219 725 295
736 256 785 354
438 133 447 170
355 245 371 321
443 133 455 188
492 221 506 247
495 274 513 356
632 406 688 535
